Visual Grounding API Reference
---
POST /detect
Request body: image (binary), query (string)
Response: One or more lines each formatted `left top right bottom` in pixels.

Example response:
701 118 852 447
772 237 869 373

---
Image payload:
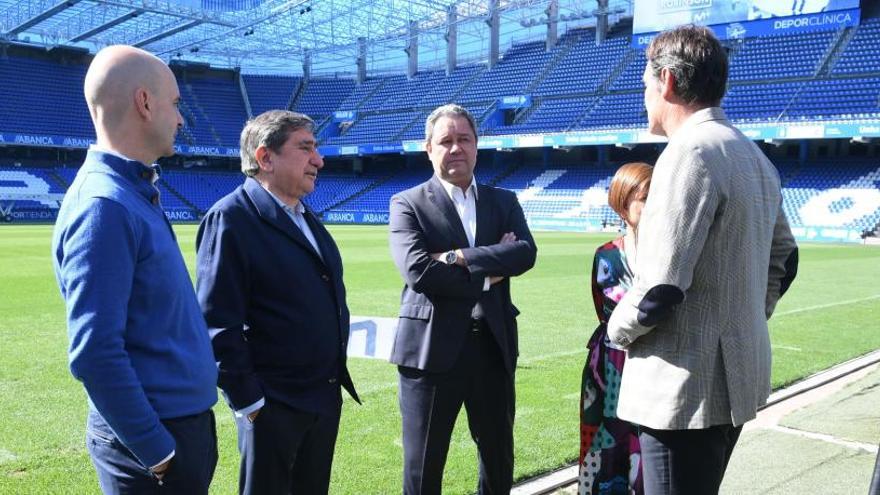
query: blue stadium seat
4 24 876 149
244 74 301 116
833 18 880 75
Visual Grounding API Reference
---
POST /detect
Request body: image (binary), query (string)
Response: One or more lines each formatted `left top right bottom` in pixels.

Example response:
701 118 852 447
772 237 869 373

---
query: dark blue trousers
86 409 217 495
235 399 341 495
639 424 742 495
398 327 515 495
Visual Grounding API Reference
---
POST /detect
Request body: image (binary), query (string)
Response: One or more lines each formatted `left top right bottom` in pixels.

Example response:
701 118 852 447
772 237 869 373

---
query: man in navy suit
389 104 537 494
196 110 359 494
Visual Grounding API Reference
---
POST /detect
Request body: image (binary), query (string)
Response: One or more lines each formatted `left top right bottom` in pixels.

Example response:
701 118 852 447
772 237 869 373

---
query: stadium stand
328 160 513 215
397 110 435 141
417 65 485 108
52 167 79 188
5 167 67 193
779 159 880 231
492 97 597 134
578 93 642 129
722 81 805 122
336 77 387 111
180 74 250 147
0 56 92 139
293 78 357 122
158 170 243 212
533 35 629 97
325 112 418 145
832 18 880 75
608 50 647 91
243 74 301 117
3 155 877 234
364 71 446 112
177 81 219 147
459 41 557 103
727 31 835 81
334 167 431 213
7 22 880 146
304 172 386 213
495 163 619 225
1 14 879 238
787 77 880 121
0 167 66 212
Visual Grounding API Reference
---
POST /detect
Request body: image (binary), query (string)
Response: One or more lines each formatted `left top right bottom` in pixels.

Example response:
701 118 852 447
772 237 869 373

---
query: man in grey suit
607 26 799 494
388 104 537 494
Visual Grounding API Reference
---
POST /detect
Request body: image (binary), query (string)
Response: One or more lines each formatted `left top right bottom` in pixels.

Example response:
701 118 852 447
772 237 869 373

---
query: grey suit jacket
607 108 798 429
388 175 537 374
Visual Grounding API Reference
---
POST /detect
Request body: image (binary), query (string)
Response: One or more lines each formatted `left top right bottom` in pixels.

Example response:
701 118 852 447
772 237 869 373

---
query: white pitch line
351 349 587 399
774 294 880 317
520 349 583 365
769 425 879 454
348 382 397 398
352 294 880 398
521 295 880 364
773 345 802 351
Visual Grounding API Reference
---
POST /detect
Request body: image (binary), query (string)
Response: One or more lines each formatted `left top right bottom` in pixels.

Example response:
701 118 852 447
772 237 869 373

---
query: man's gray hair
240 110 315 177
424 104 478 143
646 25 728 107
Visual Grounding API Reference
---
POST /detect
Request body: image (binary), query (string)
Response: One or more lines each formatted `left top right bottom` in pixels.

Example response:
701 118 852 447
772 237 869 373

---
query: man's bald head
83 45 183 164
84 45 171 128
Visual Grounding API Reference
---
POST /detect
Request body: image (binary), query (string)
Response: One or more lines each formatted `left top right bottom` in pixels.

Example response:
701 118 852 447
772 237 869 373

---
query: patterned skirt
578 324 643 495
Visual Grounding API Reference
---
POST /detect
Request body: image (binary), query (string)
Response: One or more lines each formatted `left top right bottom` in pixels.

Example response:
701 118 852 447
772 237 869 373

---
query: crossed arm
388 192 536 299
428 231 518 286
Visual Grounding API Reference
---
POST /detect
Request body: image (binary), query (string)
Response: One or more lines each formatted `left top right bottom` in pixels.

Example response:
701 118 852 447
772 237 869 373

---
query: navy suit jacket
388 175 537 374
196 177 358 417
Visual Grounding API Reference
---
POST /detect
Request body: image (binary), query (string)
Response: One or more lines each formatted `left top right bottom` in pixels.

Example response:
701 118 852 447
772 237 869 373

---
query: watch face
445 251 456 264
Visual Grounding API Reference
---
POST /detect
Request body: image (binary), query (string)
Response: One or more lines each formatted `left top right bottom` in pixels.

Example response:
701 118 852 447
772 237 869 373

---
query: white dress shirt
438 176 478 247
437 176 490 291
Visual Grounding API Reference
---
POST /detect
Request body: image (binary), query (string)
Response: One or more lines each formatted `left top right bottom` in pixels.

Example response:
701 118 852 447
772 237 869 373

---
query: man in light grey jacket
607 25 798 494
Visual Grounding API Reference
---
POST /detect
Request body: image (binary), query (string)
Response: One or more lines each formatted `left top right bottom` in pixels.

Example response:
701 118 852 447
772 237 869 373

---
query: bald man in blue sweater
52 45 218 494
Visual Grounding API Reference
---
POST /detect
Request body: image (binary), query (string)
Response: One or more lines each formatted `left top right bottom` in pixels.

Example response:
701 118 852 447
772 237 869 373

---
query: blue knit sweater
52 151 217 467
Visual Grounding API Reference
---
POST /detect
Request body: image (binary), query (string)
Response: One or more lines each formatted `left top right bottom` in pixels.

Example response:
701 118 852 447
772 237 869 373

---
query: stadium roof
0 0 633 74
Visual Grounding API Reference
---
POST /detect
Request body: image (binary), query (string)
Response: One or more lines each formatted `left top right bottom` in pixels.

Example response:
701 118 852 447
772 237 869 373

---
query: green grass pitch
1 224 878 493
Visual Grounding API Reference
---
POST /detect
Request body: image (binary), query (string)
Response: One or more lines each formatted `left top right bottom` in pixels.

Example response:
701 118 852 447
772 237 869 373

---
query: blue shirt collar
88 145 162 181
84 149 162 205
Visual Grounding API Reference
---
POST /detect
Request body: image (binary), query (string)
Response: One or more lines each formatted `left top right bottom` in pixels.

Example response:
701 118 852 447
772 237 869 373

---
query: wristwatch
443 250 458 265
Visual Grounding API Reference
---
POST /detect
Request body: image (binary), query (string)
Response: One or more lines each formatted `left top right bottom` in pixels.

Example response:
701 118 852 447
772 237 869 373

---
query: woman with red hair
579 162 652 495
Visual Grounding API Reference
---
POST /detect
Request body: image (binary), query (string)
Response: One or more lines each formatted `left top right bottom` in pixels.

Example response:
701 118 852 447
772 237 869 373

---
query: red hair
608 162 653 221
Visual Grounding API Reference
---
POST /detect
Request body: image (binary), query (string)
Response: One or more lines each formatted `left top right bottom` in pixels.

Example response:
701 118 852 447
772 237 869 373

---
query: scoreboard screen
633 0 861 35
